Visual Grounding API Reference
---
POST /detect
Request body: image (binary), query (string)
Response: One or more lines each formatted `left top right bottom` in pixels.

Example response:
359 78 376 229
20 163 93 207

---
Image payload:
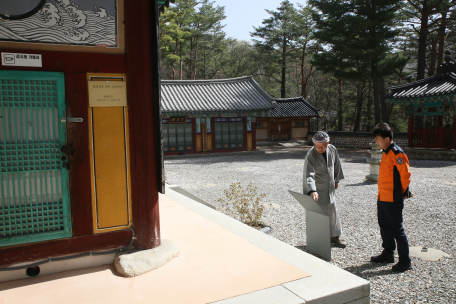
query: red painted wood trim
192 118 198 150
65 73 93 236
0 48 126 73
0 230 132 268
125 0 160 249
211 117 215 151
252 119 257 150
243 117 248 148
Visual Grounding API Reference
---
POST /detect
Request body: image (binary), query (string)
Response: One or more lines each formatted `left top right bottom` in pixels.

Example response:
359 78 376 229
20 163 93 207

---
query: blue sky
212 0 305 42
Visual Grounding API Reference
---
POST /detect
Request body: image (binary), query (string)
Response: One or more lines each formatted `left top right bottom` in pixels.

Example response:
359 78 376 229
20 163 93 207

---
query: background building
386 51 456 149
256 97 319 142
161 76 275 154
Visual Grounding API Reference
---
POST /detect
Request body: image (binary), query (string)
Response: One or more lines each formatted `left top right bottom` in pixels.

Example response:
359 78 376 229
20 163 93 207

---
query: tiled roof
269 97 320 117
386 72 456 100
161 76 276 113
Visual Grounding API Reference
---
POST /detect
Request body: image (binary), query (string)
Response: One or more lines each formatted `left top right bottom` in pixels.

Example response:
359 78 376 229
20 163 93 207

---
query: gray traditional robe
303 144 344 237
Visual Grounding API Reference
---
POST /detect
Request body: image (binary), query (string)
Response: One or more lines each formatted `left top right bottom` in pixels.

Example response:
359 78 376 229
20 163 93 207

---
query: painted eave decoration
160 76 276 115
386 50 456 105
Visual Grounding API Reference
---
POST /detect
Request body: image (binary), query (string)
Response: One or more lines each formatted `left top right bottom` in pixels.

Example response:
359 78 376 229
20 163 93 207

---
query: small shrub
218 182 266 227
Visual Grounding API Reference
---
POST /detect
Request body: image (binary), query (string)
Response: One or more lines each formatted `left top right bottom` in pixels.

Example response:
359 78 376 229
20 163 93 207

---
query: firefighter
370 122 413 272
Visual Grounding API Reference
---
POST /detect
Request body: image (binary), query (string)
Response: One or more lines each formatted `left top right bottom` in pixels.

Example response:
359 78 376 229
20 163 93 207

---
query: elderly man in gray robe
303 131 346 248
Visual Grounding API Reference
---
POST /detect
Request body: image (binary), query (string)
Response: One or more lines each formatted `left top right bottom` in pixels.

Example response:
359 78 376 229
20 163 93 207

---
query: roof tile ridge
247 76 275 103
388 74 441 91
161 75 253 85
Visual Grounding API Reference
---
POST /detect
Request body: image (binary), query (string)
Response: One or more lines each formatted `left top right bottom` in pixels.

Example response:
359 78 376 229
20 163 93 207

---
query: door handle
61 117 83 123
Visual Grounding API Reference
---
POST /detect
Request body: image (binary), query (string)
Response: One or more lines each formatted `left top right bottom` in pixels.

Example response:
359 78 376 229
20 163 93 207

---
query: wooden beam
0 230 132 268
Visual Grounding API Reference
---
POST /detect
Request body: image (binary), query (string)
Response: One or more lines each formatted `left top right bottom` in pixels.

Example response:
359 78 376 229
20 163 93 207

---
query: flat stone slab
409 247 450 261
114 239 179 277
262 203 282 209
280 143 301 147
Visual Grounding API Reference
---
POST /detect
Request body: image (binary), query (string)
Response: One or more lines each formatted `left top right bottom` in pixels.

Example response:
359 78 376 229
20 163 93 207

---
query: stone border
307 132 408 149
404 148 456 161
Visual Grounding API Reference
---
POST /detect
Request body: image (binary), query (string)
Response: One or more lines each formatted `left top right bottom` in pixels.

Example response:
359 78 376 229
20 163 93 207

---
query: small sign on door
2 52 42 67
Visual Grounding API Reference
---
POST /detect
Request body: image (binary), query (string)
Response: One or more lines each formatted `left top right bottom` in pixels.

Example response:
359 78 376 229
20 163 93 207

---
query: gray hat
312 131 330 143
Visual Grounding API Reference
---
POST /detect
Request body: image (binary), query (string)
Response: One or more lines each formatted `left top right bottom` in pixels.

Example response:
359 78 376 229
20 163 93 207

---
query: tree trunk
337 78 343 131
437 9 448 72
353 80 365 132
189 36 193 79
171 38 179 80
416 0 444 80
300 41 307 97
193 33 200 80
363 81 373 132
417 15 429 80
429 39 437 76
281 37 286 98
379 77 388 123
372 67 381 125
179 42 183 80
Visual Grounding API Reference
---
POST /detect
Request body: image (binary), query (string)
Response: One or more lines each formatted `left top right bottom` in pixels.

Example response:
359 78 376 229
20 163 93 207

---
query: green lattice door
0 71 72 247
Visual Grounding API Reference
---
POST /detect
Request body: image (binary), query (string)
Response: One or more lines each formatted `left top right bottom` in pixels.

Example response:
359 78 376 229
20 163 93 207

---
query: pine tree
250 0 300 98
402 0 445 80
310 0 406 126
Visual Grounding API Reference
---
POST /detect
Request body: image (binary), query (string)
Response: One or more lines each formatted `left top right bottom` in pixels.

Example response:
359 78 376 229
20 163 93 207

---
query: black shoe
370 254 394 263
330 236 346 248
392 262 412 273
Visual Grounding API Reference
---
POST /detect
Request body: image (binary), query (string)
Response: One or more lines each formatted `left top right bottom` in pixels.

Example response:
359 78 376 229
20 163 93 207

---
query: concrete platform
0 187 370 304
165 186 370 304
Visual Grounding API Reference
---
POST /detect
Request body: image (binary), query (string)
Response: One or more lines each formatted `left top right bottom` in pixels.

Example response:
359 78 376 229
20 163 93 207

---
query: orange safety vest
377 143 411 202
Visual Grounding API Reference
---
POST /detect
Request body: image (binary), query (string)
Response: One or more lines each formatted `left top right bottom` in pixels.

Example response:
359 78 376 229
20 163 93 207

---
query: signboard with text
168 117 187 124
88 81 127 107
2 52 42 67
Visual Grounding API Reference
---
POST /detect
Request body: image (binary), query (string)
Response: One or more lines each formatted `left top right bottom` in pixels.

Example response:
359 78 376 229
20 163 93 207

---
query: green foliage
218 182 266 227
159 0 456 134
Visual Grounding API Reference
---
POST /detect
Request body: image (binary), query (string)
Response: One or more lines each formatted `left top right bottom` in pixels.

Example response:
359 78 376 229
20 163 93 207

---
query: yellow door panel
92 107 129 229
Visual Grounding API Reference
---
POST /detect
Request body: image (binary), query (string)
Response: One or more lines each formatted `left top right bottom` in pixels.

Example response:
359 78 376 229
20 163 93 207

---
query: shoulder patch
396 157 404 165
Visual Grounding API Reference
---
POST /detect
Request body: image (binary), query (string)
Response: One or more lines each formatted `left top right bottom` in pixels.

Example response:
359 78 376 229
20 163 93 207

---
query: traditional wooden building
256 97 319 142
0 0 166 273
386 51 456 149
161 76 275 154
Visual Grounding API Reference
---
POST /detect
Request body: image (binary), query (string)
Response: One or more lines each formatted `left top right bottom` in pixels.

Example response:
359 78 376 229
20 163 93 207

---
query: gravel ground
164 144 456 303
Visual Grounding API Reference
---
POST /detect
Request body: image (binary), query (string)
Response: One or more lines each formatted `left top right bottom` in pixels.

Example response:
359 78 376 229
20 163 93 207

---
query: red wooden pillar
408 115 414 147
252 118 257 150
125 0 161 249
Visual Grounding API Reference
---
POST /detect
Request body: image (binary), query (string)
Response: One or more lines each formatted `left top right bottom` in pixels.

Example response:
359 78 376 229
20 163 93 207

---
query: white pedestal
289 191 331 260
365 143 382 182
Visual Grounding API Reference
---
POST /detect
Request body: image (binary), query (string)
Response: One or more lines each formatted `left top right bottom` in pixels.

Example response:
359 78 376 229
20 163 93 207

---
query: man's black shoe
330 237 346 248
370 254 394 263
392 262 412 273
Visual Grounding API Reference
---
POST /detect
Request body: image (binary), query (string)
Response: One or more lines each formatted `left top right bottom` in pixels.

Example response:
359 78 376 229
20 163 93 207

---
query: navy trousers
377 200 411 264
